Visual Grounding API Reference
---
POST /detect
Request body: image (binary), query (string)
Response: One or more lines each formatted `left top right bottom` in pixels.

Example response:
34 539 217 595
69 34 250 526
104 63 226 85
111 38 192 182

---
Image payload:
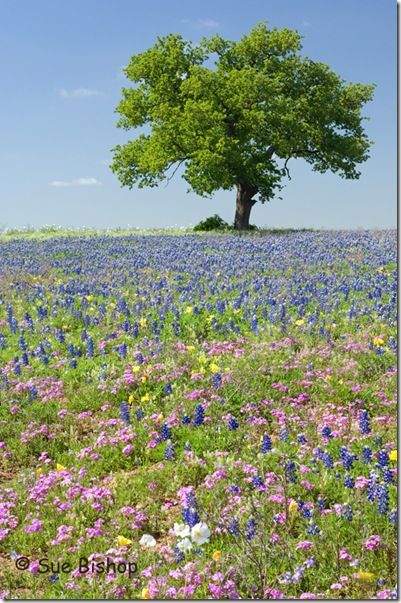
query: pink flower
122 444 133 455
299 594 317 599
364 535 386 551
296 540 314 550
331 583 343 590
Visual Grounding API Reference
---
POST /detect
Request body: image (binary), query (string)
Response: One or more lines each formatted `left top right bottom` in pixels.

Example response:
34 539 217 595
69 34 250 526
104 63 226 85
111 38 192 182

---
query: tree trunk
234 182 258 231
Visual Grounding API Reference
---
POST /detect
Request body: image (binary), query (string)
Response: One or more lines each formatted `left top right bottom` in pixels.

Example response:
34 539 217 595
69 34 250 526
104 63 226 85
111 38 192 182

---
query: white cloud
57 88 103 98
181 17 219 29
49 178 102 187
197 18 219 28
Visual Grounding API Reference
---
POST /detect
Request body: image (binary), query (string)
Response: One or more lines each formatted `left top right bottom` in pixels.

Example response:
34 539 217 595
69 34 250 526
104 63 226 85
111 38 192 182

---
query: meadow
0 229 397 600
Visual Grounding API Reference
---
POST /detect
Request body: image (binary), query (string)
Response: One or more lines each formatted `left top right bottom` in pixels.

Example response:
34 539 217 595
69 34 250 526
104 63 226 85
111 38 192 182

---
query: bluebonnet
228 520 240 535
173 546 184 563
285 460 297 483
367 470 379 502
382 467 394 484
359 409 371 434
321 426 332 438
194 404 205 426
298 434 307 444
135 409 145 420
212 373 222 389
340 447 356 470
389 509 397 524
245 518 257 541
164 442 175 461
18 337 27 351
279 428 289 442
377 449 389 467
160 423 172 441
228 416 239 431
182 415 191 425
376 483 389 515
307 521 320 536
252 475 264 489
87 337 94 357
181 493 199 528
344 474 355 489
322 452 334 469
261 434 272 453
341 504 353 521
21 353 29 366
120 402 130 425
317 497 325 513
362 446 372 465
164 382 172 395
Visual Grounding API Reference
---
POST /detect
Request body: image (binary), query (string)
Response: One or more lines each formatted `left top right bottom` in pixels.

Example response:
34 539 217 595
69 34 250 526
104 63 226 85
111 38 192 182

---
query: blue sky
0 0 396 229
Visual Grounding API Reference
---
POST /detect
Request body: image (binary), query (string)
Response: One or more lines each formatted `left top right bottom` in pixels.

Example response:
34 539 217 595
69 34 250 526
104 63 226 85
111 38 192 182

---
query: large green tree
111 23 375 230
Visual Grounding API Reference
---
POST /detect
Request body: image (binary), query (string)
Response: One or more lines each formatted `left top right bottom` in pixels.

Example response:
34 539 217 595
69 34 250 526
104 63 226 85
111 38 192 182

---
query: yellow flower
56 463 65 472
128 394 135 404
117 535 132 547
132 365 141 373
139 318 147 328
198 354 207 364
325 374 332 381
36 468 43 476
295 319 305 326
210 363 220 373
155 414 163 423
332 323 337 328
212 550 222 561
356 571 375 584
141 393 150 403
141 296 146 302
86 295 94 302
389 450 397 462
186 345 195 351
141 587 151 599
288 500 298 513
224 367 230 372
185 306 193 314
109 302 116 309
373 336 385 346
141 376 147 384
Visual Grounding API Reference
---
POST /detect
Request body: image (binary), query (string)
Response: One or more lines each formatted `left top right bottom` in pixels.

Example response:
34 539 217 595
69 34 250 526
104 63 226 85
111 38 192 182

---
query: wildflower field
0 229 397 600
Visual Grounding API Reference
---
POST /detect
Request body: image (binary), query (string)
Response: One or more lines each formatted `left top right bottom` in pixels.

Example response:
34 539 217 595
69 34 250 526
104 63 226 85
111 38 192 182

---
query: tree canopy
111 23 375 229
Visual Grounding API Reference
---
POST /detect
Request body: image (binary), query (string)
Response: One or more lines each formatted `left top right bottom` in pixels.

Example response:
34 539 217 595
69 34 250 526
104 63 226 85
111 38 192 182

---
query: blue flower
359 409 371 434
120 402 130 425
160 423 172 441
194 404 205 426
261 434 272 453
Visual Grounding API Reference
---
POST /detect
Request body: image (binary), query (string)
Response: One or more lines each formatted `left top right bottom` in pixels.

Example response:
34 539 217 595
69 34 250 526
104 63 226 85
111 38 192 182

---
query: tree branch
163 159 186 187
283 157 291 180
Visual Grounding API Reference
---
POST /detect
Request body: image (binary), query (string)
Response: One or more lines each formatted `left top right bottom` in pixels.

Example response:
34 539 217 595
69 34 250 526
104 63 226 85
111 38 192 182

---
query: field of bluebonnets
0 229 397 600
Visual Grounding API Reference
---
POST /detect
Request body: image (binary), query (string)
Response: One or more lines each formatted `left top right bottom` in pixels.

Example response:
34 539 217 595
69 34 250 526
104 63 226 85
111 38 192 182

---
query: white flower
176 537 193 552
173 523 191 538
190 522 211 546
139 534 157 548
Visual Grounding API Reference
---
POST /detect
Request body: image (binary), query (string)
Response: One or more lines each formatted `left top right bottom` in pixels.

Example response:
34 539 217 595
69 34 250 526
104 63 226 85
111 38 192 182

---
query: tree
111 23 375 230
